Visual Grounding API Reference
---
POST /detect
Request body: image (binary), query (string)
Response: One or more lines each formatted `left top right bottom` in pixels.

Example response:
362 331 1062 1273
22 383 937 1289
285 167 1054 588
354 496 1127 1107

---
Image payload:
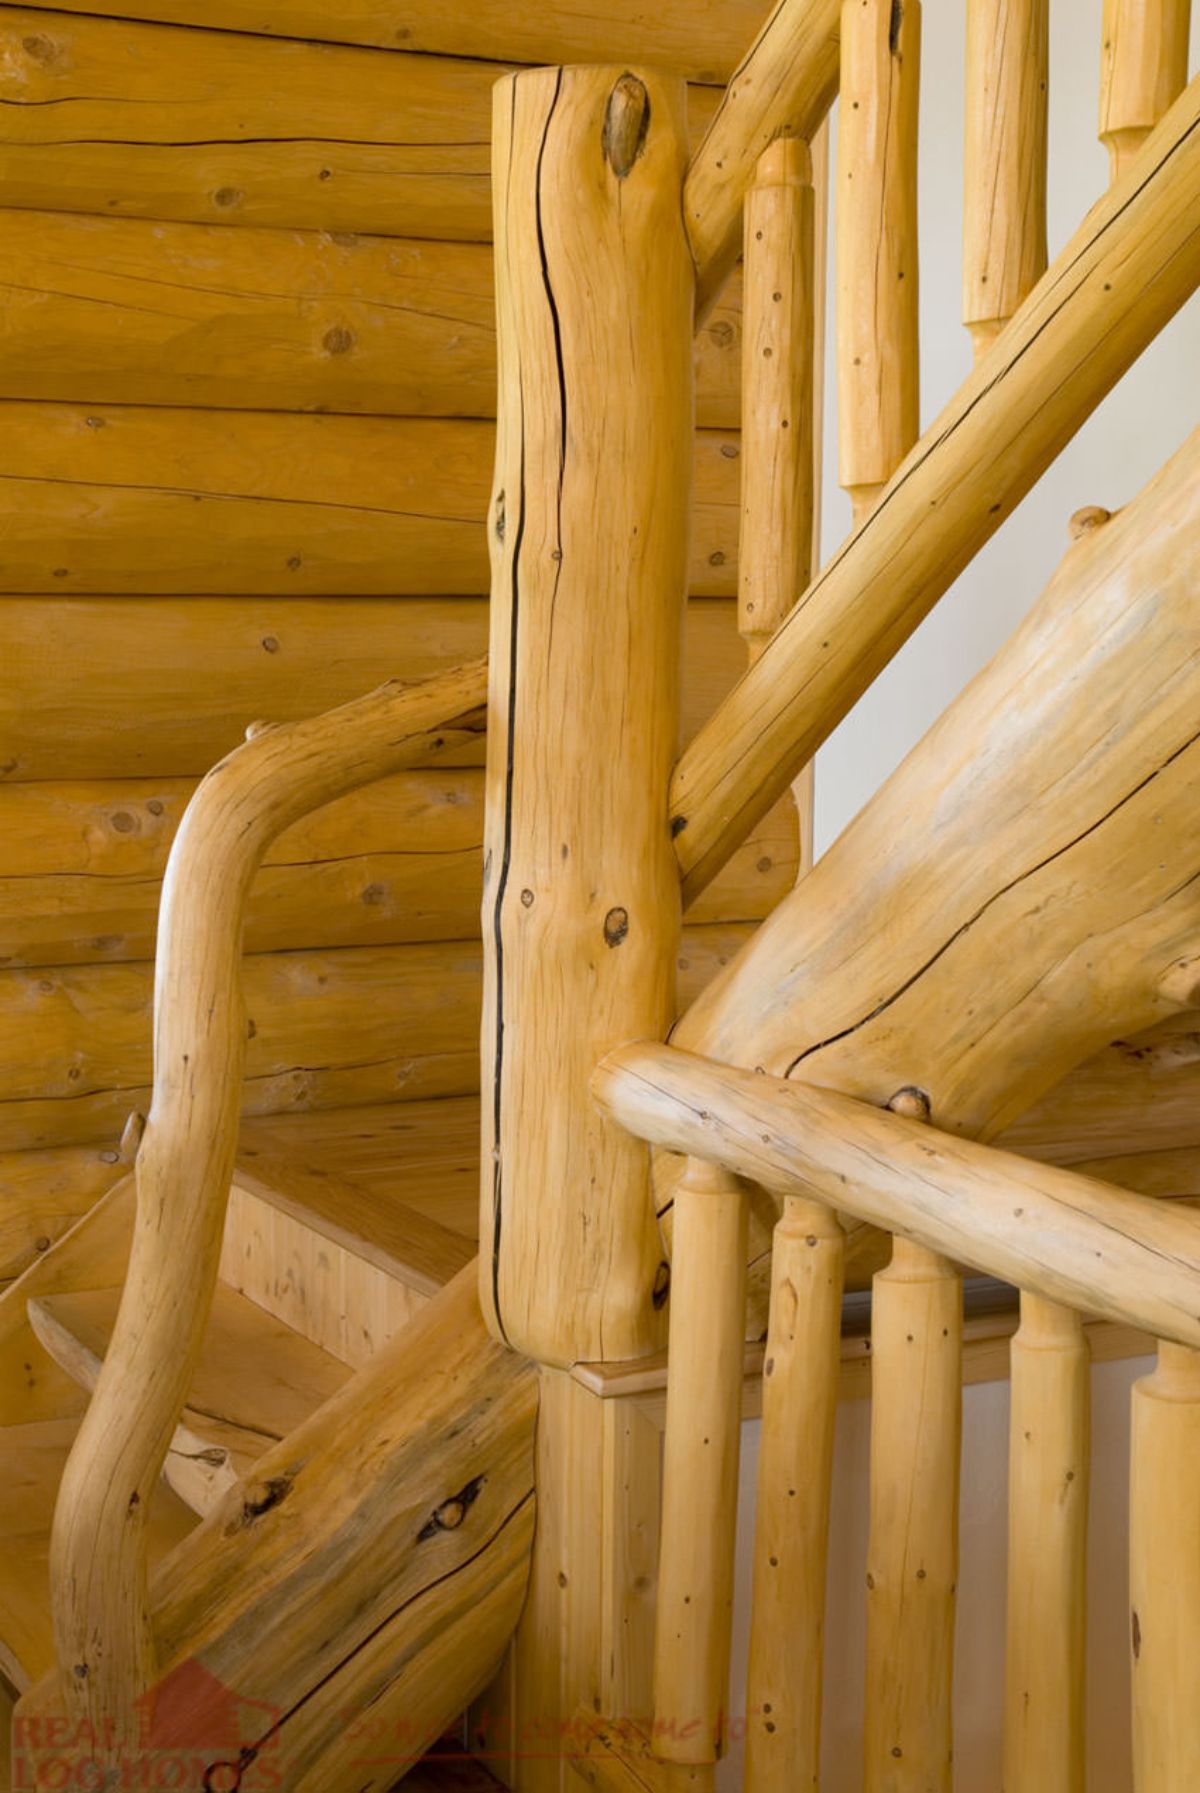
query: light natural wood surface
596 1046 1200 1351
744 1195 842 1792
13 0 773 79
669 80 1200 895
1099 0 1192 179
20 1265 539 1792
0 773 795 969
0 1416 194 1692
837 0 921 517
963 0 1048 352
481 65 692 1366
1004 1295 1089 1793
29 1280 351 1515
0 407 739 597
653 1161 747 1764
569 1712 714 1792
0 596 746 781
0 1143 127 1279
670 430 1200 1141
863 1239 960 1793
684 0 841 314
47 664 489 1745
0 208 741 428
1130 1341 1200 1791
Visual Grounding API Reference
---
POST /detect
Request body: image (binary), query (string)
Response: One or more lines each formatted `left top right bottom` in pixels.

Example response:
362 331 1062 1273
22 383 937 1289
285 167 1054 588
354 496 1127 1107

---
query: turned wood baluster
963 0 1048 356
1130 1342 1200 1792
744 1195 844 1791
837 0 921 527
1100 0 1191 181
654 1158 748 1764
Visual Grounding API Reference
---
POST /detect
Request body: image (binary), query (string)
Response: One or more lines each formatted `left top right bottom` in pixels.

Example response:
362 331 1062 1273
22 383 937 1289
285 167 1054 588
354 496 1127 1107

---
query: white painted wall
719 1 1199 1784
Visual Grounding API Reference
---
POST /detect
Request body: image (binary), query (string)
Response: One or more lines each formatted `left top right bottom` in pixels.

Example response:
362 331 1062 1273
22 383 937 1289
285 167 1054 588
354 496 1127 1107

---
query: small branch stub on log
482 65 693 1365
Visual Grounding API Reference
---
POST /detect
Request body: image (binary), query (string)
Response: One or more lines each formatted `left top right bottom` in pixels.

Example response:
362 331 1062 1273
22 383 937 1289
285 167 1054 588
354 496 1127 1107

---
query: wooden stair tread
27 1283 352 1517
239 1095 482 1249
0 1417 195 1693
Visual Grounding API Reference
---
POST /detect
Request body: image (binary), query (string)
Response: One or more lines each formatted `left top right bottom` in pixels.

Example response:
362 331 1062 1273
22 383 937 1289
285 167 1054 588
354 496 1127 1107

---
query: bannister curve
48 658 488 1754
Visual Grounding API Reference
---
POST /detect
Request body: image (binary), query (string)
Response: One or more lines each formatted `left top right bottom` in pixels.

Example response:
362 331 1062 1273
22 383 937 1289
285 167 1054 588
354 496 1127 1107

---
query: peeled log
670 427 1200 1143
670 79 1200 896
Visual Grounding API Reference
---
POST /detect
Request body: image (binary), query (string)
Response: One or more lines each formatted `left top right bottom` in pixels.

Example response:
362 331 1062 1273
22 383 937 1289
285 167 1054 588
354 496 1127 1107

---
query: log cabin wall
0 0 800 1274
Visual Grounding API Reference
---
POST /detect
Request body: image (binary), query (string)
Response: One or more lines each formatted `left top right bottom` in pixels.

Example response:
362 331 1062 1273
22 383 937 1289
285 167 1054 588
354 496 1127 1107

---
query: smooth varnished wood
837 0 921 521
1099 0 1191 180
570 1712 713 1791
482 66 693 1365
595 1046 1200 1350
669 80 1200 895
1004 1295 1089 1793
963 0 1048 353
0 407 739 598
744 1194 843 1792
653 1161 747 1764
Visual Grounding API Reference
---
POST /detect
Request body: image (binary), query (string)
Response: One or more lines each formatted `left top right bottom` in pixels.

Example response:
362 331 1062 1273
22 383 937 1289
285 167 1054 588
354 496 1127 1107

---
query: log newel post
482 65 694 1366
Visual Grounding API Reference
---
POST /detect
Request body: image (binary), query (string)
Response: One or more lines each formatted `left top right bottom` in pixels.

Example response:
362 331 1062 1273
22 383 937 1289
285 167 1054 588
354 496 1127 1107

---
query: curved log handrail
48 659 488 1750
595 1042 1200 1350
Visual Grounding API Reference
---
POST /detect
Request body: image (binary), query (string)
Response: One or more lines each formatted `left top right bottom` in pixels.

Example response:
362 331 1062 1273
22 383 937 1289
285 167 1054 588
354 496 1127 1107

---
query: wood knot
322 325 355 355
418 1475 485 1540
652 1261 671 1308
603 906 630 947
1068 504 1112 540
887 1085 931 1122
233 1474 292 1531
602 73 651 179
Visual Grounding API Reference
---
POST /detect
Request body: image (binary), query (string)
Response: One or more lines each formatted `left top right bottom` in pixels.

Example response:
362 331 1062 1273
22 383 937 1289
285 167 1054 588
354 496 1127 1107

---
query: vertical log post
1130 1341 1200 1791
483 66 694 1366
737 134 818 875
744 1195 844 1792
1004 1294 1090 1792
837 0 921 526
864 1233 962 1793
963 0 1049 356
1100 0 1191 181
653 1158 748 1764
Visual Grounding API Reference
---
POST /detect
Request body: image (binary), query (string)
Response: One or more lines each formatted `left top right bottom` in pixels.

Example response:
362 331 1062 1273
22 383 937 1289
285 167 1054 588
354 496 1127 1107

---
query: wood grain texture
0 208 742 428
963 0 1048 351
0 771 796 968
684 0 841 314
670 431 1200 1144
836 0 921 514
14 0 773 80
0 406 739 597
0 925 753 1153
670 79 1200 894
20 1265 539 1793
0 1142 127 1278
481 66 692 1366
0 596 746 780
0 7 728 235
1099 0 1192 179
595 1045 1200 1351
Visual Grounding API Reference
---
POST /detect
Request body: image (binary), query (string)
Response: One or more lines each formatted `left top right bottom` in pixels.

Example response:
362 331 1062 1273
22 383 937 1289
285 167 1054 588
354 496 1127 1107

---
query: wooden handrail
670 73 1200 900
684 0 840 319
48 660 488 1753
594 1043 1200 1350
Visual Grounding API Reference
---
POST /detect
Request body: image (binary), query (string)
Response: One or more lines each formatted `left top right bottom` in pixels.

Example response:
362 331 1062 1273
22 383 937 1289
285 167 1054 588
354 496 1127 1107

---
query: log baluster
653 1158 748 1764
863 1218 961 1793
1100 0 1191 181
1130 1342 1200 1791
836 0 921 526
1004 1294 1090 1792
963 0 1048 356
744 1195 844 1791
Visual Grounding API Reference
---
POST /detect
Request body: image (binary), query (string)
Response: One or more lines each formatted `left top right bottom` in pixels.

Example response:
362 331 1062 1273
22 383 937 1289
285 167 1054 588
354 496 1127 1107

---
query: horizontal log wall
0 1 761 1164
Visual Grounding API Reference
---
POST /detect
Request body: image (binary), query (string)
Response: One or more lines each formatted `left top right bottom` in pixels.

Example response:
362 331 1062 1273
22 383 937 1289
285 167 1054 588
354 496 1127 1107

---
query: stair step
228 1097 480 1366
0 1417 195 1692
27 1283 351 1518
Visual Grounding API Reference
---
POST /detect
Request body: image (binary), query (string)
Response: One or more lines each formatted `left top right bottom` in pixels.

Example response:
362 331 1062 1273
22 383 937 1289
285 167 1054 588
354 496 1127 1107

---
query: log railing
48 661 488 1756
